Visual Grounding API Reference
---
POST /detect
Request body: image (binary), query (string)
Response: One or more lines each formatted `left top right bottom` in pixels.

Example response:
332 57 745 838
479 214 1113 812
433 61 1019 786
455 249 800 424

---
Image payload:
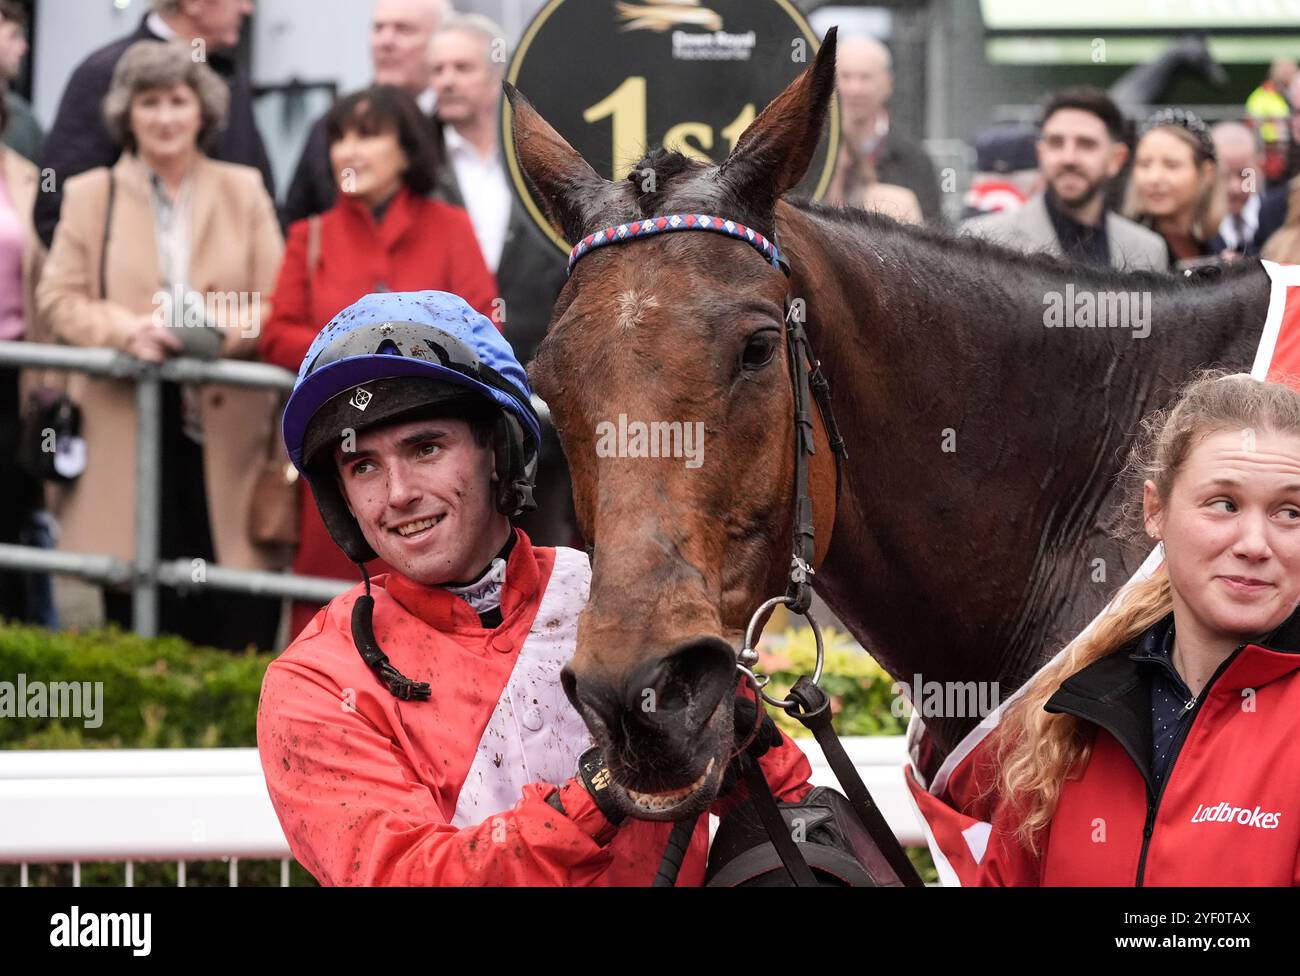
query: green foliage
0 622 269 749
756 625 908 738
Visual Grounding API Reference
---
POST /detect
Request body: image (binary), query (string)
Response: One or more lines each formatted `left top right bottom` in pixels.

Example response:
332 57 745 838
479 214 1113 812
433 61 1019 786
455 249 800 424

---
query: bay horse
506 29 1272 820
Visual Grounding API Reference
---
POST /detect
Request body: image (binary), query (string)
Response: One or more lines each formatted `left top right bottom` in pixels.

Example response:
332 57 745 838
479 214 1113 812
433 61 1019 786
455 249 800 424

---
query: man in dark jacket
834 34 941 223
282 0 448 226
34 0 273 247
430 13 574 548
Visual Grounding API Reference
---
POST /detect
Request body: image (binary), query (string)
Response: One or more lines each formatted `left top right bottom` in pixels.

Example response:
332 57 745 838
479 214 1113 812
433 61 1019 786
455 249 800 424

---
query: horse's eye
741 333 779 371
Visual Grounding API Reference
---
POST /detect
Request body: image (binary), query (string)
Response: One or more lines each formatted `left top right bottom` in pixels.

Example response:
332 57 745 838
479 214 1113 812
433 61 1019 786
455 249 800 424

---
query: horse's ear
718 27 838 213
505 82 609 242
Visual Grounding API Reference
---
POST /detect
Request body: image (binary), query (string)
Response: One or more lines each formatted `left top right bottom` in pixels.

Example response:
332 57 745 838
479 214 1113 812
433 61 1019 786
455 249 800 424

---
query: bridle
567 213 923 888
566 213 847 707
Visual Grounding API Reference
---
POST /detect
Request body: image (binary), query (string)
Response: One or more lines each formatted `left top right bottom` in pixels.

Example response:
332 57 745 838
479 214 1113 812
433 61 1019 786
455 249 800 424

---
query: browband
567 214 785 276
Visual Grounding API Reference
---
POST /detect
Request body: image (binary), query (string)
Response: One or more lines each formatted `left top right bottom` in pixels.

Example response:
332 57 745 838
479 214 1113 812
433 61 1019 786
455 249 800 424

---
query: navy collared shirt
1044 188 1111 267
1129 614 1197 787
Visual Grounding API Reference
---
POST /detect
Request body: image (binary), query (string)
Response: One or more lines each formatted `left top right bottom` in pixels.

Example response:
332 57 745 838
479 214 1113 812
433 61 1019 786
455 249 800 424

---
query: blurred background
14 0 1294 223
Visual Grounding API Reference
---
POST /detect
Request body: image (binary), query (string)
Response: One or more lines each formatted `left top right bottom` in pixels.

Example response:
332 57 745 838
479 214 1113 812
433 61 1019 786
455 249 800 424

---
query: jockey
255 290 814 885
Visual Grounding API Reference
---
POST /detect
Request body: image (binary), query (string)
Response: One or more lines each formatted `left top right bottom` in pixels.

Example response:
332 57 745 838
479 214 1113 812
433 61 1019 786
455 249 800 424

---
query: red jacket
907 613 1300 886
257 530 813 885
259 187 500 636
260 186 498 372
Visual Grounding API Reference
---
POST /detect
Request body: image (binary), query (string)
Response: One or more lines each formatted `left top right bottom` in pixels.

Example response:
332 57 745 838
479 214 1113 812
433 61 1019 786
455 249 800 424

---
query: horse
505 29 1272 820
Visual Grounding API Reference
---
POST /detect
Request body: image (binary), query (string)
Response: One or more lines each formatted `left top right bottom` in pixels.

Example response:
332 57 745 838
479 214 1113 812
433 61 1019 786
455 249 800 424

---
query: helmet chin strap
347 521 516 702
350 565 433 702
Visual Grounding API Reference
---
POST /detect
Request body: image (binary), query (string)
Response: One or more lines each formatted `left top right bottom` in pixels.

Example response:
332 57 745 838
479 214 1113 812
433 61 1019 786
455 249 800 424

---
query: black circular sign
503 0 840 255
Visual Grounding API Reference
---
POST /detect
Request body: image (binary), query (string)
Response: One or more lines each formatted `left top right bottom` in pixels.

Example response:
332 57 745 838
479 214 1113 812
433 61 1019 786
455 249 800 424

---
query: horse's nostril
560 665 580 714
563 664 618 739
566 639 736 750
628 637 735 722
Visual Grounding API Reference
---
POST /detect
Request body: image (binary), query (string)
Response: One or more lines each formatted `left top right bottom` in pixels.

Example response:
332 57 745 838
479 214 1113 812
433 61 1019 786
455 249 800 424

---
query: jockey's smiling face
1145 428 1300 651
336 415 511 585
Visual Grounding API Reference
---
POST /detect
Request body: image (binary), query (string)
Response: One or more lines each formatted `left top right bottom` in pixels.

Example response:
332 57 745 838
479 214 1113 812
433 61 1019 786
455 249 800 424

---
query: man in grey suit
962 87 1167 272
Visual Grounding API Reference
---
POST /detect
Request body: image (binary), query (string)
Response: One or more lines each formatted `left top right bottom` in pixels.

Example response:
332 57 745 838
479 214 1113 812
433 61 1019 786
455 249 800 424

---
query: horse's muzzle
562 636 737 803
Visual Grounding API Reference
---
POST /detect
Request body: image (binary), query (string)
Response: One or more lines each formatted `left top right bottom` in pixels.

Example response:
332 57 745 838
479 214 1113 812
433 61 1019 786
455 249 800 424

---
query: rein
567 213 921 887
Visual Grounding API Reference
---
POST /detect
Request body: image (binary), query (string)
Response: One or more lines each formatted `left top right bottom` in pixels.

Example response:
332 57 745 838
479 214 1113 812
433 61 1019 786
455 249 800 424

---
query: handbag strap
307 214 322 275
266 391 292 464
100 171 115 301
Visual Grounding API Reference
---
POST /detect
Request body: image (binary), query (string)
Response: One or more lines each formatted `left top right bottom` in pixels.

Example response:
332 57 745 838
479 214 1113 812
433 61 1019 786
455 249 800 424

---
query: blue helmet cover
282 290 540 470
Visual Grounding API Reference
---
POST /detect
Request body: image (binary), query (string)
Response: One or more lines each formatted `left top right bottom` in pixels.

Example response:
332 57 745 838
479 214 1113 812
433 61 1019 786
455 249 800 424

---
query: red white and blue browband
566 214 785 276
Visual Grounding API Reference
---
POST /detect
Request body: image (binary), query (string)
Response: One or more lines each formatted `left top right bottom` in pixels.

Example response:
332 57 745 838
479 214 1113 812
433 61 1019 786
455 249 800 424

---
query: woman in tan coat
37 41 284 650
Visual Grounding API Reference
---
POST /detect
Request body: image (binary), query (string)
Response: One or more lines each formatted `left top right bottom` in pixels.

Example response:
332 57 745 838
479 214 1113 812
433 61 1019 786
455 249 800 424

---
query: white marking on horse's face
615 290 660 331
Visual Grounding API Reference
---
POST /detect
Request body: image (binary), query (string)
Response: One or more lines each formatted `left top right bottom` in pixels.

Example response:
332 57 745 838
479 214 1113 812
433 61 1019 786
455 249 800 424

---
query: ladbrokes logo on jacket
1190 801 1282 829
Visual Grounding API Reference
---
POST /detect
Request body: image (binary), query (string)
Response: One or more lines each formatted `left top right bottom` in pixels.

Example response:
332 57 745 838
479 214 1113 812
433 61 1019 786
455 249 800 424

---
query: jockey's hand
717 695 783 798
733 694 782 760
574 746 627 826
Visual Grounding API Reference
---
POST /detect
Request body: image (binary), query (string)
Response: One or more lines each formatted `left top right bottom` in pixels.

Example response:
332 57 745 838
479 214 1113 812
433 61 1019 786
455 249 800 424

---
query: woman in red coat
261 85 498 639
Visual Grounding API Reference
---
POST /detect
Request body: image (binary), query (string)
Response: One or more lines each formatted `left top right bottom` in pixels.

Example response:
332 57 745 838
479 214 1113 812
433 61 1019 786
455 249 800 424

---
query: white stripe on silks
902 779 963 887
1252 261 1298 379
451 547 595 827
962 820 992 864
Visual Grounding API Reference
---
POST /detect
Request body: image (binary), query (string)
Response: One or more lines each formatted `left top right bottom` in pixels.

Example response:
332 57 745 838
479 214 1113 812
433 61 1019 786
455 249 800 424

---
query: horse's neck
779 202 1271 756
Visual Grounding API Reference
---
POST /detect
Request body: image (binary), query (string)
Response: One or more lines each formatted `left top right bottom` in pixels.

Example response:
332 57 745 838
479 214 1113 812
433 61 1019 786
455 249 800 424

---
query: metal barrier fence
0 340 351 638
0 749 294 886
0 342 554 639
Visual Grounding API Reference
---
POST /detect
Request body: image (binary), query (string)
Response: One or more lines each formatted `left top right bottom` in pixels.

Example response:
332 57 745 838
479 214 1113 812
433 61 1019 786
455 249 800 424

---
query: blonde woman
1124 108 1228 271
37 41 284 650
910 372 1300 885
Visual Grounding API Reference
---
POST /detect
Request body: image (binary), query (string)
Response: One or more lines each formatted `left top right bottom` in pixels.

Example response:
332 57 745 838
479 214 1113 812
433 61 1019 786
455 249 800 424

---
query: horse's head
507 32 840 819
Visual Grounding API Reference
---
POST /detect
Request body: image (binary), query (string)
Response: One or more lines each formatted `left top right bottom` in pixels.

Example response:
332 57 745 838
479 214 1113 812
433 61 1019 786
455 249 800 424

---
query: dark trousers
103 382 279 651
0 368 48 624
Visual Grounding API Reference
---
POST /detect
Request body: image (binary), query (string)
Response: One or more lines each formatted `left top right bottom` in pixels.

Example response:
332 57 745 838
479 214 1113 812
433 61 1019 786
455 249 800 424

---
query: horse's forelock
615 148 773 234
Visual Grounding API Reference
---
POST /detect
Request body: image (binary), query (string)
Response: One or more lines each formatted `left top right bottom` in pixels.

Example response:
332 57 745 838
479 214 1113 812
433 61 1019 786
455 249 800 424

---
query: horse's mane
621 146 1261 292
790 196 1259 292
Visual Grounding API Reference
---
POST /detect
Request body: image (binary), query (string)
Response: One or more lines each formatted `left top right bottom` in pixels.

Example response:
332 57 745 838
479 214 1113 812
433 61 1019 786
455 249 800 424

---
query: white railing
0 737 924 884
